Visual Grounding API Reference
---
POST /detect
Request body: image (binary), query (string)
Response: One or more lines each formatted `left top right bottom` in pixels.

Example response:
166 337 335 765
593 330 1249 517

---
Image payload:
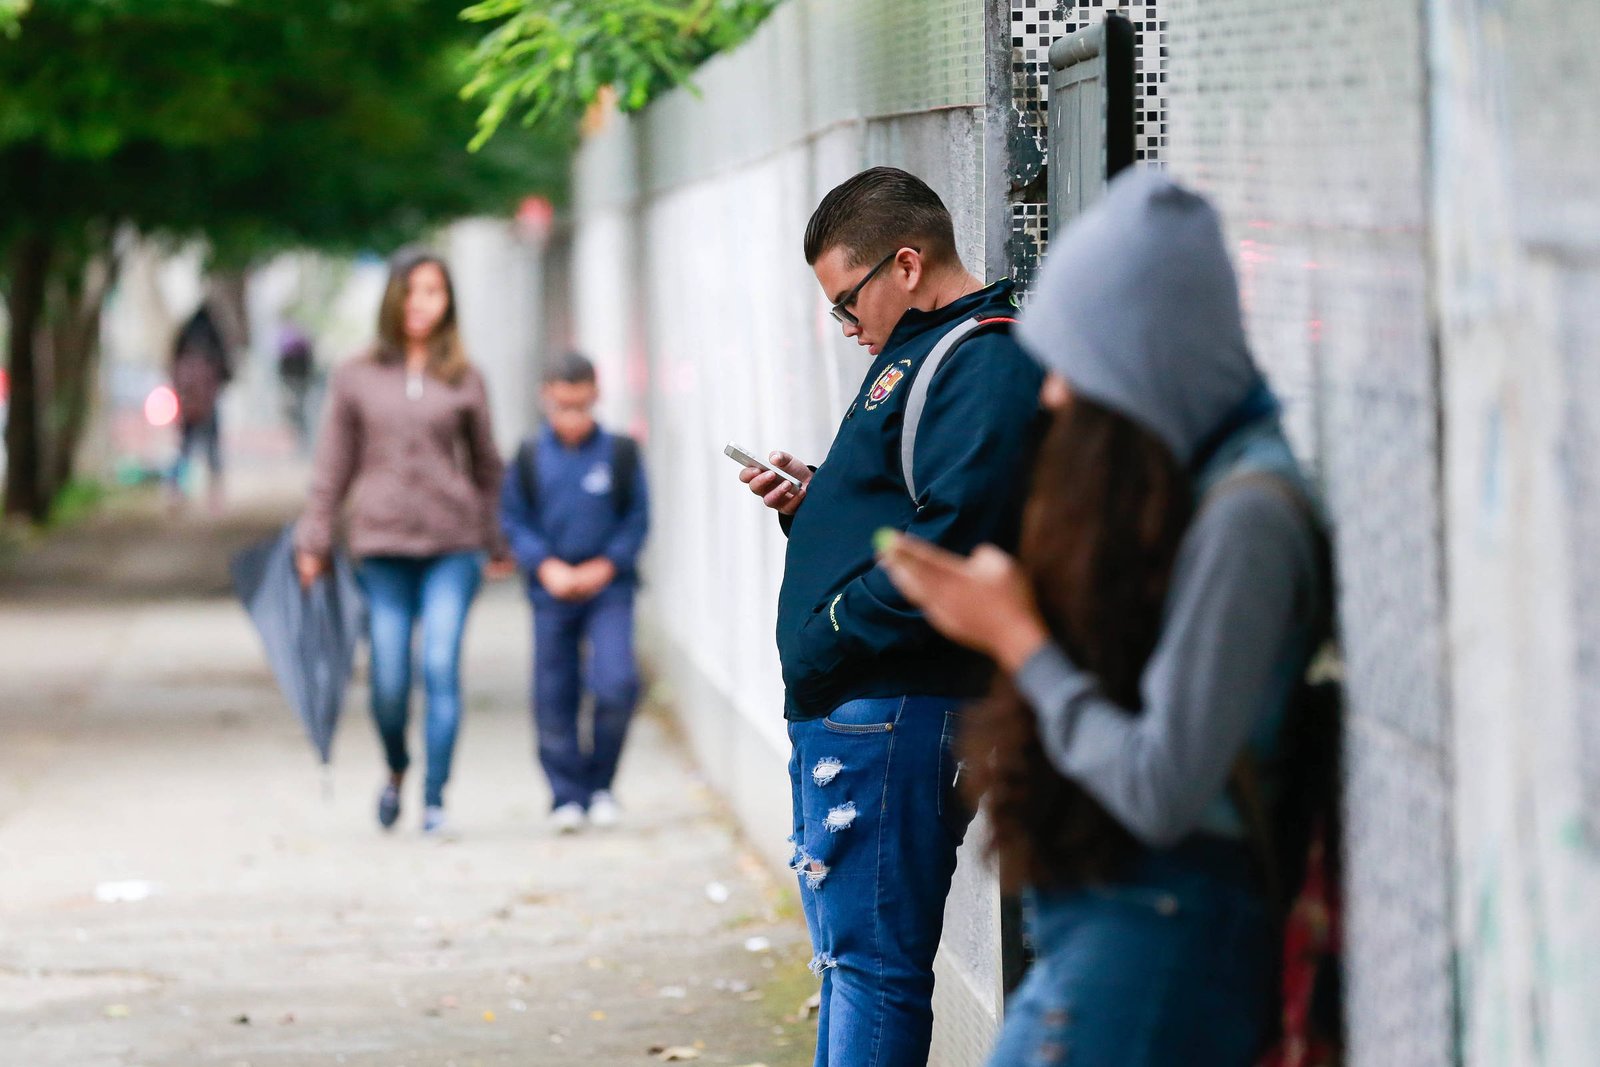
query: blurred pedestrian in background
880 171 1330 1066
276 320 316 455
295 249 516 836
500 352 649 834
167 304 232 514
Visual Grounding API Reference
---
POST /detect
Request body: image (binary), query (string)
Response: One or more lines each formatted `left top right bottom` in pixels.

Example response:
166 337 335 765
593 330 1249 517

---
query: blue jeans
787 695 973 1067
987 840 1272 1067
357 552 483 808
532 584 640 810
169 414 221 488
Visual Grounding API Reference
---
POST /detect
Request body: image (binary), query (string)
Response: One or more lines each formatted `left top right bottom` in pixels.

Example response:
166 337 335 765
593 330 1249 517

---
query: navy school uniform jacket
777 279 1046 720
499 425 649 599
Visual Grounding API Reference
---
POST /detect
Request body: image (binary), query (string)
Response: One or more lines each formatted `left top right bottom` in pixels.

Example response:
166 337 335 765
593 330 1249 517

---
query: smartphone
725 442 804 491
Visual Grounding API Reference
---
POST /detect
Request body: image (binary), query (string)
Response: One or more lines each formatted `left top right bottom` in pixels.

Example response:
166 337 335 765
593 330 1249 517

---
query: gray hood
1015 168 1262 467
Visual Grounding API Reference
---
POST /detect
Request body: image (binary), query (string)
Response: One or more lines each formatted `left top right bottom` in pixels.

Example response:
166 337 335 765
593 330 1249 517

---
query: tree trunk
3 234 52 523
44 254 115 499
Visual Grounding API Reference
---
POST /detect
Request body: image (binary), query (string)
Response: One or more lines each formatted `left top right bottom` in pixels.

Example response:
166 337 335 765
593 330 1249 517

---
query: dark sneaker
377 783 401 830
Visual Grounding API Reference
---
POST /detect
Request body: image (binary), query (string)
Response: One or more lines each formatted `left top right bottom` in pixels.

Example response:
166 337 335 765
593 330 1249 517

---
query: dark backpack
514 433 640 518
1209 473 1344 1067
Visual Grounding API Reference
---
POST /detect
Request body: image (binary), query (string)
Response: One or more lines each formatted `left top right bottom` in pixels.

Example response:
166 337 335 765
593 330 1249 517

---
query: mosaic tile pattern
1007 1 1166 289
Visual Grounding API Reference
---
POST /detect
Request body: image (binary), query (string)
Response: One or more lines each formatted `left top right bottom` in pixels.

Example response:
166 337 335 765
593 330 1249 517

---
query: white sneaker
551 802 586 835
588 791 621 829
421 805 454 838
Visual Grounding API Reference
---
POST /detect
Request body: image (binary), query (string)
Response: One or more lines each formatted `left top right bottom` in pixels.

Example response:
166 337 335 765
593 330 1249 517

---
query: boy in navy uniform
736 168 1044 1065
502 353 649 833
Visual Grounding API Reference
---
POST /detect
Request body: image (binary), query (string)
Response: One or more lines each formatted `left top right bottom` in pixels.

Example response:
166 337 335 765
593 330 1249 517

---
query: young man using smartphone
736 167 1044 1065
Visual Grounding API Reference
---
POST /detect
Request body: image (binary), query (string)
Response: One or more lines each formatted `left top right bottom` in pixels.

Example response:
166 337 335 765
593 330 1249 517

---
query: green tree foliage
0 0 569 521
461 0 781 149
0 1 25 37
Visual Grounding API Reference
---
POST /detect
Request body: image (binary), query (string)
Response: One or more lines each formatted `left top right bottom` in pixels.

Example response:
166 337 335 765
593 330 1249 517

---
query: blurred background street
0 460 812 1067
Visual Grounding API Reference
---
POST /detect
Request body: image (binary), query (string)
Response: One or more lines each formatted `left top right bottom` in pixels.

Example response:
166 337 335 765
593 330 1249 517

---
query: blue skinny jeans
356 551 483 808
987 839 1273 1067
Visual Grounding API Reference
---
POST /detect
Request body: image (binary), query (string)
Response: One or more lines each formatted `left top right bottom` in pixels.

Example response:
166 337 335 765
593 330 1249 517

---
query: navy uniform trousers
531 582 640 810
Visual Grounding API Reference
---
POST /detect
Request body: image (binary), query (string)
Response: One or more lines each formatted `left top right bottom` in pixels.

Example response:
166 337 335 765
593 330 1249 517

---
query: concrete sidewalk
0 482 813 1067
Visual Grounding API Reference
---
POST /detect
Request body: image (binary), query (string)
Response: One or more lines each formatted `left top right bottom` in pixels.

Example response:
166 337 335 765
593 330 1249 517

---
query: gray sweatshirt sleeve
1014 483 1318 847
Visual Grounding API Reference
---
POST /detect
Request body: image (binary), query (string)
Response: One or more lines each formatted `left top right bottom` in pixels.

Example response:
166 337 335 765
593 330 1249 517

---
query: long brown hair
961 395 1192 890
373 249 469 385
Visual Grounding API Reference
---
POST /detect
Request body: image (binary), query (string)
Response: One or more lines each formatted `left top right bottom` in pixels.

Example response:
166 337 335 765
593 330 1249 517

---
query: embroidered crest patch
582 462 613 496
864 360 911 411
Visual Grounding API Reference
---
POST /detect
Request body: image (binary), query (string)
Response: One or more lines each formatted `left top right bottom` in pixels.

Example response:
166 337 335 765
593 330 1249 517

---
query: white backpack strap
900 316 986 504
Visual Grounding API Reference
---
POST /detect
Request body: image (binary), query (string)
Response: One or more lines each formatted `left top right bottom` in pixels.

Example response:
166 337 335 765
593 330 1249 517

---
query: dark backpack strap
1203 471 1340 914
515 437 539 514
899 315 1017 504
610 435 640 517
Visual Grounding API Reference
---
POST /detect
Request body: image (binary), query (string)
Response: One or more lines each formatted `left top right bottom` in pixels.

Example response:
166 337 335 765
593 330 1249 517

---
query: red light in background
145 385 179 427
515 196 554 243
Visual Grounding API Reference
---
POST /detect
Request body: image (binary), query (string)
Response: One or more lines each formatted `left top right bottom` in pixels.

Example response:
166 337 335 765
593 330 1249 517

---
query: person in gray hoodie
878 169 1327 1065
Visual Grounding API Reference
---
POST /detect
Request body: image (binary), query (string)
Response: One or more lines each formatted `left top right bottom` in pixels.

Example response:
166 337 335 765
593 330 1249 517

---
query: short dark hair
803 167 958 268
544 351 596 386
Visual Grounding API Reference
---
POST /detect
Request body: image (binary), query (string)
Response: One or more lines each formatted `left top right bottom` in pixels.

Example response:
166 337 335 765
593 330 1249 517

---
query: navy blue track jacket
499 425 649 596
777 280 1045 719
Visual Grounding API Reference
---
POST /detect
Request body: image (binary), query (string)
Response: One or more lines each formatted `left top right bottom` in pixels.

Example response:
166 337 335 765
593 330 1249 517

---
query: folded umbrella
230 524 366 764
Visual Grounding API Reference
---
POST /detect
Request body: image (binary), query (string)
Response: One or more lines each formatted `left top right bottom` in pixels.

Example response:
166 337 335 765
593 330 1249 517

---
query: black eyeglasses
829 248 910 326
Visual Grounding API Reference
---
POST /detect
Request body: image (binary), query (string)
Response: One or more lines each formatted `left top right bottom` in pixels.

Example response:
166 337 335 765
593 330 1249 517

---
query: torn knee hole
796 857 829 889
824 802 858 832
812 757 843 786
809 952 839 976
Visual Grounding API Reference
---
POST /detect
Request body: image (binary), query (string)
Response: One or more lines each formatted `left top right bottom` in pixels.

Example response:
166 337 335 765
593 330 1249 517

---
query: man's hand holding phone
727 442 811 516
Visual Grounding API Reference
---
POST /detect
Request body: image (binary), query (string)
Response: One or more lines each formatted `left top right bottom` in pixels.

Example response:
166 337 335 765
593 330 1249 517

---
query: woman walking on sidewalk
880 171 1329 1065
295 249 515 835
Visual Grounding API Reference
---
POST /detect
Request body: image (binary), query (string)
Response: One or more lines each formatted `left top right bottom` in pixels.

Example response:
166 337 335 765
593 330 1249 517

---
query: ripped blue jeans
787 695 973 1067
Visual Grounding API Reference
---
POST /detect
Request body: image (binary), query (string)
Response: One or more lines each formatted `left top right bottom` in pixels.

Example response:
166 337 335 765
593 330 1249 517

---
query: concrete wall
447 219 543 451
565 2 1003 1062
1430 1 1600 1062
